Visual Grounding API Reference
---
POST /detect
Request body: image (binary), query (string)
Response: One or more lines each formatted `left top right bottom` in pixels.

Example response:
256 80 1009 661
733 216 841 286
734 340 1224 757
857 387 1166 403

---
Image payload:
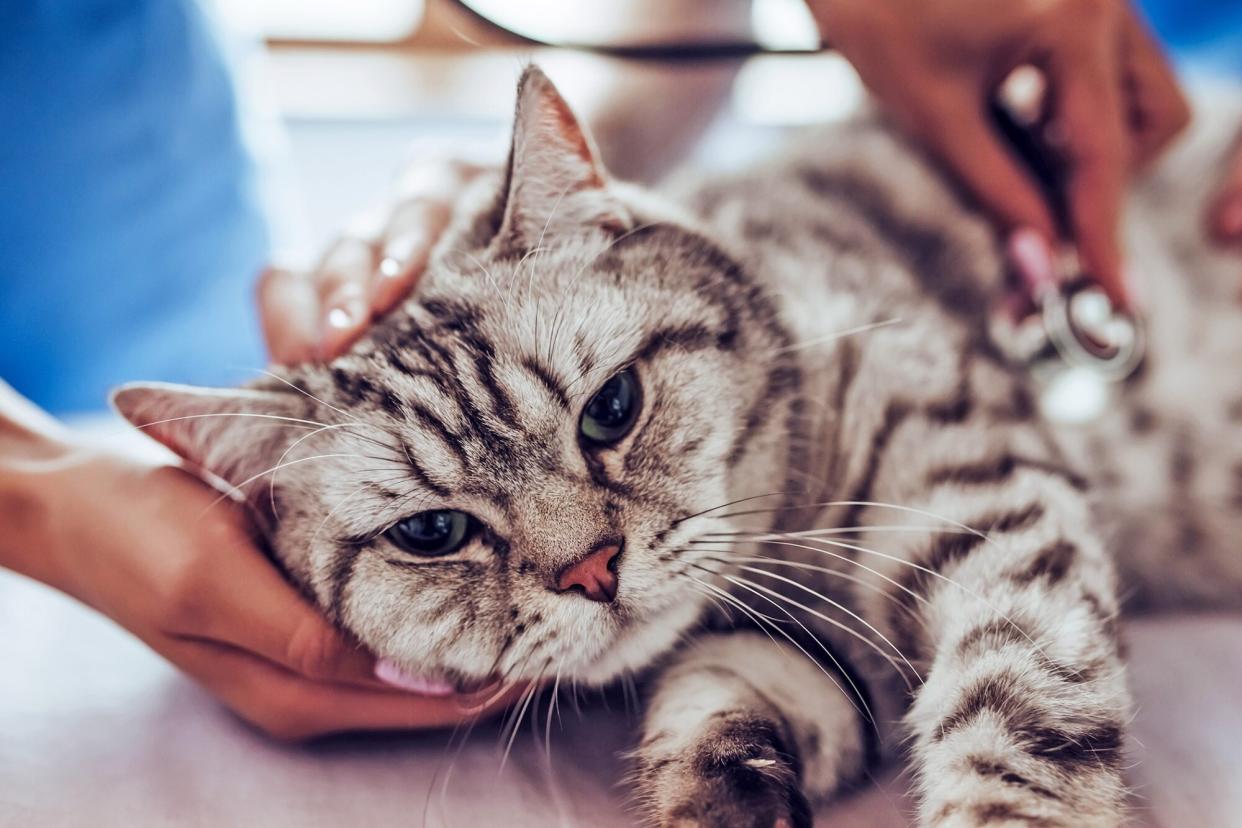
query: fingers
256 267 320 365
1119 9 1191 169
256 158 486 364
314 237 376 360
1209 139 1242 244
1045 18 1130 308
170 637 524 741
165 527 383 689
370 197 451 315
907 82 1059 241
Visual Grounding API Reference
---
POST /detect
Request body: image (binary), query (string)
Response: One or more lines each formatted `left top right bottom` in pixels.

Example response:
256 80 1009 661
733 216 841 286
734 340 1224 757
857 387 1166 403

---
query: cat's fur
114 67 1242 827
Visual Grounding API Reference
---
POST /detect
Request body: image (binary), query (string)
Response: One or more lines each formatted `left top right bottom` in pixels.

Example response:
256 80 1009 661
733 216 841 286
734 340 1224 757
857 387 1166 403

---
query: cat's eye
386 510 473 557
580 368 641 446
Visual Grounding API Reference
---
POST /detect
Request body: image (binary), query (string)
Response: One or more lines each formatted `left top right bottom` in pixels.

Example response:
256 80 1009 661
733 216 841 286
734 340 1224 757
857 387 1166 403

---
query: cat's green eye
580 368 641 446
386 510 473 557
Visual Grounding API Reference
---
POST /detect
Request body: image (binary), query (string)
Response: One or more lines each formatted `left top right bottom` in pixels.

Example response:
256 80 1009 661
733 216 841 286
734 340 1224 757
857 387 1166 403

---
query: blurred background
1 0 1239 415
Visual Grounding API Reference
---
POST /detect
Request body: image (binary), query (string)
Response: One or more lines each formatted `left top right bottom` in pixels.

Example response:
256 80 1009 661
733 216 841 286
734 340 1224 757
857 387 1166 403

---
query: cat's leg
895 494 1131 828
632 631 867 828
837 372 1133 826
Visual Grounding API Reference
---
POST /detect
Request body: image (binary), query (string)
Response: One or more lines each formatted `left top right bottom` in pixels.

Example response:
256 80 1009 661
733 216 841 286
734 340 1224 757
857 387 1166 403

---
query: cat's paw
634 713 813 828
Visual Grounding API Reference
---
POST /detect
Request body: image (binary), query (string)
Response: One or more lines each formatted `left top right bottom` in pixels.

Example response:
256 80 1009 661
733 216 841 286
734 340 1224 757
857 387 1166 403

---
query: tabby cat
114 67 1242 827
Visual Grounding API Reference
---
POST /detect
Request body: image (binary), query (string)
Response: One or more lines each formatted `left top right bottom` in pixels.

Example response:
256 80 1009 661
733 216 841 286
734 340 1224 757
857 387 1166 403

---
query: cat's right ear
111 382 304 492
491 65 632 254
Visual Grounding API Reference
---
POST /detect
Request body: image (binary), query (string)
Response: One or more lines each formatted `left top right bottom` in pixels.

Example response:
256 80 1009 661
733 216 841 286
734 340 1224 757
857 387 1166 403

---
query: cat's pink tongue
374 660 457 697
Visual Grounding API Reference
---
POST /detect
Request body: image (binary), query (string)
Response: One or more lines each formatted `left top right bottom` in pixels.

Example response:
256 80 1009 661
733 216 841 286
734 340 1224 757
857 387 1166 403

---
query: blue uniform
0 1 267 413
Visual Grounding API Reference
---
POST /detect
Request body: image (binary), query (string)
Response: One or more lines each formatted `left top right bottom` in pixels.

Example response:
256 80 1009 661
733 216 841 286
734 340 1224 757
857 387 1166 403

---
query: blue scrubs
0 1 268 414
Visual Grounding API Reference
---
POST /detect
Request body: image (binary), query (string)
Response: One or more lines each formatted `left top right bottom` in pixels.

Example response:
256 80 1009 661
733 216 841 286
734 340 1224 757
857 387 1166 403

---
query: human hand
257 158 486 363
21 442 518 741
808 0 1190 310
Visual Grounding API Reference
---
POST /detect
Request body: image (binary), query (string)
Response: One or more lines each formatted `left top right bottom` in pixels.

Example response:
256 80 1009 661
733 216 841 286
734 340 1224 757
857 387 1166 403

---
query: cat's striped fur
114 67 1242 827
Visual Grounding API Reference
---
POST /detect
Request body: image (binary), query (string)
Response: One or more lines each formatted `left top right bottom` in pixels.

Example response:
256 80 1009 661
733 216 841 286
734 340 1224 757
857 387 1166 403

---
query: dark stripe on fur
889 504 1045 662
973 803 1054 826
927 454 1088 491
407 402 470 465
937 671 1124 774
839 402 914 528
637 322 737 362
727 362 803 467
461 334 518 423
1012 540 1076 585
935 671 1035 741
520 356 571 409
967 756 1060 800
400 440 452 498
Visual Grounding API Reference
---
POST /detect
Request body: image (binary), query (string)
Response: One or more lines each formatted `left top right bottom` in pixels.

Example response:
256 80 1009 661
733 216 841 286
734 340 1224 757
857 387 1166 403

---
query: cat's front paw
635 712 812 828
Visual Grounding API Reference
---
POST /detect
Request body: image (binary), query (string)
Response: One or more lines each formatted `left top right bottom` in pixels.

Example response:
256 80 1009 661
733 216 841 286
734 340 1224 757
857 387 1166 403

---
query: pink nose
556 542 622 603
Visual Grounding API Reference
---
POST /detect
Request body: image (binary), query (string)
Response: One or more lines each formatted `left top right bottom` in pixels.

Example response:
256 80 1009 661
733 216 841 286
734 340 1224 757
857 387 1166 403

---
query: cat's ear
111 382 303 492
493 65 631 253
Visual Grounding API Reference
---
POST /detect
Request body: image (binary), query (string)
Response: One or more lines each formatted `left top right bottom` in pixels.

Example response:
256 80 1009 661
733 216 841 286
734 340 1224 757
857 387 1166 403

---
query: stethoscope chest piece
991 278 1147 412
1039 279 1145 382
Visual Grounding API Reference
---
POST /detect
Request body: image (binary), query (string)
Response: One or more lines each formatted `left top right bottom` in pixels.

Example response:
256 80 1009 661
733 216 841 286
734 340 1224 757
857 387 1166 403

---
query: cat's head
114 67 799 689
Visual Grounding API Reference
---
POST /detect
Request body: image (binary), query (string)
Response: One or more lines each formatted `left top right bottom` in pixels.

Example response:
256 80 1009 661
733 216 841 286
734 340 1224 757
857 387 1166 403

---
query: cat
113 66 1242 827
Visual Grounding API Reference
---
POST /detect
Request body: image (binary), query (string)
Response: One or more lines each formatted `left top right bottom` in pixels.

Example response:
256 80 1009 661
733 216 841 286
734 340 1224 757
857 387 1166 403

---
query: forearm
0 379 75 585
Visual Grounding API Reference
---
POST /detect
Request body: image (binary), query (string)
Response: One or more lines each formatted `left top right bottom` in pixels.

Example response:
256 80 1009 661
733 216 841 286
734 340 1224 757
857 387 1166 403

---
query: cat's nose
556 540 622 603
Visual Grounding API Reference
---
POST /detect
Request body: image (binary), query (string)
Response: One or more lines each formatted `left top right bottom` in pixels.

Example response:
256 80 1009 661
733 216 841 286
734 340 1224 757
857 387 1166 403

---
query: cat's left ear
111 382 304 496
493 65 632 253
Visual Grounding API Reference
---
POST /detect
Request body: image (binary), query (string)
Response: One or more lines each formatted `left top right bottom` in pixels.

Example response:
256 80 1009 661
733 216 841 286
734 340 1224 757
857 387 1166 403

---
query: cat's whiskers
715 552 925 622
670 490 804 527
128 411 325 432
684 572 872 725
694 553 920 687
706 530 1084 680
462 250 505 301
268 421 402 521
766 317 904 357
705 499 990 539
499 657 554 772
255 369 360 424
690 536 927 610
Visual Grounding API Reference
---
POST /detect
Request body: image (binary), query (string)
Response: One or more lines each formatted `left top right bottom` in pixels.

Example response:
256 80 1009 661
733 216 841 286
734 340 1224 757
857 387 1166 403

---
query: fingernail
374 659 456 697
1007 227 1058 299
377 255 405 282
323 295 367 332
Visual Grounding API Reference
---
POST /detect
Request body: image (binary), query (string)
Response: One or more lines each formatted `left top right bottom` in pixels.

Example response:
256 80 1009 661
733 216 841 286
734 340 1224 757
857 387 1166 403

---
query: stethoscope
989 103 1146 382
448 0 1148 383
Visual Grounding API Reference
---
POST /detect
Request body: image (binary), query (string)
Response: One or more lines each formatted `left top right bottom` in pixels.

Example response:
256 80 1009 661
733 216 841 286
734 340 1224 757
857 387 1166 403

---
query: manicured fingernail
377 256 405 281
1007 227 1058 298
324 295 366 332
374 659 456 696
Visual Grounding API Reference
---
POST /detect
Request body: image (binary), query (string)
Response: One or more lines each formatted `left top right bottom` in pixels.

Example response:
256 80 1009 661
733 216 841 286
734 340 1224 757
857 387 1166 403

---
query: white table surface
3 566 1240 827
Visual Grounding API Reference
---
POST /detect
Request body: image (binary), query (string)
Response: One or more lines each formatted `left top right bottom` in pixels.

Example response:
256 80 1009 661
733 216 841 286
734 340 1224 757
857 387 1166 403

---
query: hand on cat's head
257 157 487 364
115 66 763 692
29 443 524 741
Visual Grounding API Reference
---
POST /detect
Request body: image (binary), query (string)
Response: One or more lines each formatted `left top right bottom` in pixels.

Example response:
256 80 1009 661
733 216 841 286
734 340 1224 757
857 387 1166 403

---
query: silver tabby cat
115 67 1242 827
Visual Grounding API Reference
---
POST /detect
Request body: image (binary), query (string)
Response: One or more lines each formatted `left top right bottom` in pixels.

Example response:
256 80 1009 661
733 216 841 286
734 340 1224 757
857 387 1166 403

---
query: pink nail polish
374 659 456 696
1007 227 1058 299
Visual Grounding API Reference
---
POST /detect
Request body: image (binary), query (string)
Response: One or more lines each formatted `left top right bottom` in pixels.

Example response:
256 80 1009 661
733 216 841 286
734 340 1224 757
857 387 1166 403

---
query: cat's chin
569 593 708 686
